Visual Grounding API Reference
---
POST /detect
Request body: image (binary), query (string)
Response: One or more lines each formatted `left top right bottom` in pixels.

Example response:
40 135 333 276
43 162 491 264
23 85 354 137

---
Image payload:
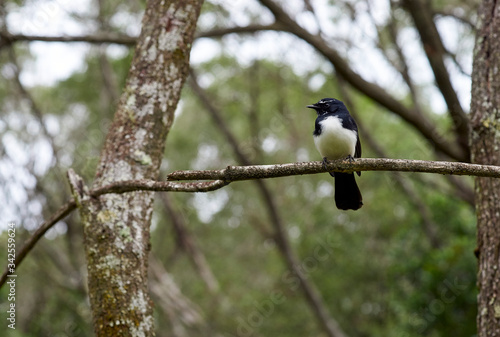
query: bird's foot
322 157 329 169
346 155 355 163
323 157 335 177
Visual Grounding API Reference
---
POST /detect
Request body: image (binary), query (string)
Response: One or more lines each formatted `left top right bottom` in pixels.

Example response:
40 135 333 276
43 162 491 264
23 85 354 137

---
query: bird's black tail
334 172 363 211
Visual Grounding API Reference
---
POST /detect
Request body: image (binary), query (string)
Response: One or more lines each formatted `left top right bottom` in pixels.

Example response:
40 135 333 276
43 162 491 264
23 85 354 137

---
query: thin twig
0 200 77 287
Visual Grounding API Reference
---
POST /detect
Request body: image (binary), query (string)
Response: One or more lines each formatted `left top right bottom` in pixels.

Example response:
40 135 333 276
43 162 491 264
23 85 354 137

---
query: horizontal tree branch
1 157 497 289
1 31 137 46
0 23 283 47
167 158 500 181
196 23 286 38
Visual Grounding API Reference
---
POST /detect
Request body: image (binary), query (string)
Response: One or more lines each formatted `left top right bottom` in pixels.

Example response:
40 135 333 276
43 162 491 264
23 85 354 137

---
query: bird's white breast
314 116 357 160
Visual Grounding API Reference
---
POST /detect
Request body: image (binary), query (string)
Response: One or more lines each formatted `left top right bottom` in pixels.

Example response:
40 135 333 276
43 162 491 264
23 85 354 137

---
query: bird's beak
307 104 318 109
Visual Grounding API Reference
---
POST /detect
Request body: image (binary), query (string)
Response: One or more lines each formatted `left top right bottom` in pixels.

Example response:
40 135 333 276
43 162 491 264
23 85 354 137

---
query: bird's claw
346 155 355 163
322 157 329 169
323 157 335 177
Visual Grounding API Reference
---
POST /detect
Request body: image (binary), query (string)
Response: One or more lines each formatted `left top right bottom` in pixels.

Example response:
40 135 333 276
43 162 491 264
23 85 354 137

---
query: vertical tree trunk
470 1 500 335
70 0 203 335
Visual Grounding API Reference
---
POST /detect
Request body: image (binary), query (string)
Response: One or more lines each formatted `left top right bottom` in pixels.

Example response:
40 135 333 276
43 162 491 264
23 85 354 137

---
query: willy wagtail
307 98 363 211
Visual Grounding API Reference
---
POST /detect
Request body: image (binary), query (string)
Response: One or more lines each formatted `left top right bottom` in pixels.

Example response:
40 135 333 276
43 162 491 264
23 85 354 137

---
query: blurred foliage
0 0 480 336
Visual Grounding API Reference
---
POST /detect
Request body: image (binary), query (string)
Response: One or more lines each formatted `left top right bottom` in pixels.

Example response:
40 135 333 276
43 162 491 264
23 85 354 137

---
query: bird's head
307 98 345 115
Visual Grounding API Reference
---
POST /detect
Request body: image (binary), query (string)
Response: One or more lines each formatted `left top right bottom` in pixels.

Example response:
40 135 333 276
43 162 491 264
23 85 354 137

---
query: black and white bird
307 98 363 211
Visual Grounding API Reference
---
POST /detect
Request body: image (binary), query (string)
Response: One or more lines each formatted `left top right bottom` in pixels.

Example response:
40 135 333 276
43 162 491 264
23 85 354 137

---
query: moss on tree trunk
71 0 204 335
470 1 500 335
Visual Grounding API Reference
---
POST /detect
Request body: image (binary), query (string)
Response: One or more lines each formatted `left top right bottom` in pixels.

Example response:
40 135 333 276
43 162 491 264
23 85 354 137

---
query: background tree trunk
70 0 203 335
470 1 500 335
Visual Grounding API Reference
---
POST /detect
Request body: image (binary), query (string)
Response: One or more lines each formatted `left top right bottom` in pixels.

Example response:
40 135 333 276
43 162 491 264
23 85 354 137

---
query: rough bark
470 1 500 335
70 0 203 335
